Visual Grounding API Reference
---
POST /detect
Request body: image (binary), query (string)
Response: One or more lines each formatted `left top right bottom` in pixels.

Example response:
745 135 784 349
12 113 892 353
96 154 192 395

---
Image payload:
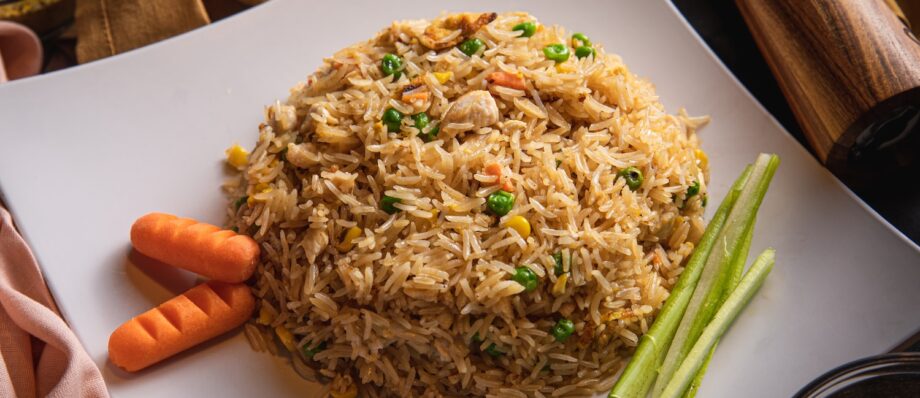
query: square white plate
1 1 918 396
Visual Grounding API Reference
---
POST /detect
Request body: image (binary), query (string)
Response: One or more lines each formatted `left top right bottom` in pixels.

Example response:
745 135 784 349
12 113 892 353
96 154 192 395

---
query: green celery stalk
608 165 753 398
682 346 714 398
660 249 776 398
653 154 779 397
726 218 755 294
681 217 756 398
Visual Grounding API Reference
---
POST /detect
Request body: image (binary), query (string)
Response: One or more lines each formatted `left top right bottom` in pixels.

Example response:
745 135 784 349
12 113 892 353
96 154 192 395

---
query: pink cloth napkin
0 206 108 398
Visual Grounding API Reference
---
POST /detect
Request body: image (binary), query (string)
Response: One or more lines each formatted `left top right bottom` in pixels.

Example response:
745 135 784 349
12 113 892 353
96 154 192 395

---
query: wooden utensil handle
736 0 920 170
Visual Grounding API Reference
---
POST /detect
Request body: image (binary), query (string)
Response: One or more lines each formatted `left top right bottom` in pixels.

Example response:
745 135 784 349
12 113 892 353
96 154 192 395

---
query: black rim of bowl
794 352 920 398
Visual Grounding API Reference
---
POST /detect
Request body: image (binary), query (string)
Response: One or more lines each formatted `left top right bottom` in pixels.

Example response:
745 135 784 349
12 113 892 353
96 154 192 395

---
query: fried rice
226 11 710 397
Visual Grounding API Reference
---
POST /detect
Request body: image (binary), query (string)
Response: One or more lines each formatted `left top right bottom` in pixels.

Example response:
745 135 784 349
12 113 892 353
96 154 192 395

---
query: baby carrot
108 281 255 372
130 212 259 283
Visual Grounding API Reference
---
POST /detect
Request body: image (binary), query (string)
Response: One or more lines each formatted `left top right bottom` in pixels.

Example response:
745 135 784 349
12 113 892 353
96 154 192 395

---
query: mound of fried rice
228 11 710 398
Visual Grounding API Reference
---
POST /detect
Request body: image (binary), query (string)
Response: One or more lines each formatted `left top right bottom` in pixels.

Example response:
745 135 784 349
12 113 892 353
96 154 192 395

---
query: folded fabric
0 206 108 398
75 0 210 63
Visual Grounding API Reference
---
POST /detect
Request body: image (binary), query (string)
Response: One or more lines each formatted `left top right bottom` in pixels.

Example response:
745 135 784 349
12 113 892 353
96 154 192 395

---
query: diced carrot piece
401 91 430 102
484 163 514 192
485 163 502 178
487 71 527 90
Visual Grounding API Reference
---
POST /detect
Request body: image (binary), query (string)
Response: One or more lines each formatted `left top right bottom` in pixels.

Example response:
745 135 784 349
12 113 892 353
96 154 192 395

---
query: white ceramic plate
1 1 918 397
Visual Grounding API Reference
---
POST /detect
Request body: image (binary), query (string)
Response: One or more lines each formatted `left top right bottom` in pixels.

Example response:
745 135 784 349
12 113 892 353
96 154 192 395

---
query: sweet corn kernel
695 148 708 170
336 226 362 252
330 384 358 398
275 326 295 351
257 306 273 325
505 215 531 239
225 144 249 169
433 71 453 84
552 273 569 296
555 63 575 73
248 183 273 206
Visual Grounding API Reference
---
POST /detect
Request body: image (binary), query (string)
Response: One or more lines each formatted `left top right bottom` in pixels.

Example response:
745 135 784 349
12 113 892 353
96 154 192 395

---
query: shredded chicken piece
420 12 497 50
267 102 297 132
286 142 322 168
441 90 500 134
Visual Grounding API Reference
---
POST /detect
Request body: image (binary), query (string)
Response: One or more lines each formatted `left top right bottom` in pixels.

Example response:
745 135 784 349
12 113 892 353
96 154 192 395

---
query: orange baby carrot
130 212 259 283
108 281 255 372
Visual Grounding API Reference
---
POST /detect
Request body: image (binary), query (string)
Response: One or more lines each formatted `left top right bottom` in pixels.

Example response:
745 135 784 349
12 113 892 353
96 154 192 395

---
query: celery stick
682 345 714 398
653 154 779 397
726 218 755 294
681 218 755 398
660 249 776 398
608 165 752 398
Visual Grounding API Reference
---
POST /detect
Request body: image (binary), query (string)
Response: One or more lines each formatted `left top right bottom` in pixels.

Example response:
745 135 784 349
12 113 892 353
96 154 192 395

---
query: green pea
412 112 430 131
380 195 402 214
471 332 483 344
486 190 515 216
552 252 564 276
543 44 570 63
512 266 539 292
687 181 701 198
458 38 485 57
382 108 404 133
234 196 248 210
419 123 439 143
618 167 644 191
302 341 327 359
512 21 537 38
484 343 504 357
381 53 403 80
571 33 592 48
551 318 575 342
575 46 595 59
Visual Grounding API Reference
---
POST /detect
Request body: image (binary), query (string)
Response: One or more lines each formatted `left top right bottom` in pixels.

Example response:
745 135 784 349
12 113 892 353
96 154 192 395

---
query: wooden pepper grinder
736 0 920 185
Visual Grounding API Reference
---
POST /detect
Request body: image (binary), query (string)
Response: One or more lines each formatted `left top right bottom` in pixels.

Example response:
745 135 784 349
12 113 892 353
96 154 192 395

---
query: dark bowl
795 353 920 398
